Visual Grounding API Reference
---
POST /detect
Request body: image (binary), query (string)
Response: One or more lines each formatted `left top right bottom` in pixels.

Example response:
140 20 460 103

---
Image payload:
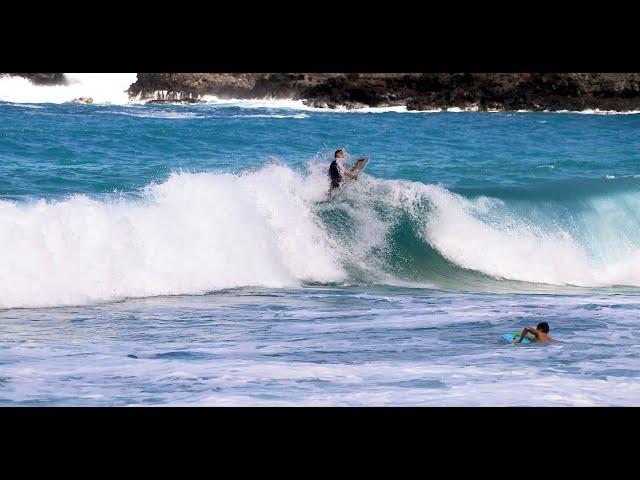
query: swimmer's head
536 322 550 333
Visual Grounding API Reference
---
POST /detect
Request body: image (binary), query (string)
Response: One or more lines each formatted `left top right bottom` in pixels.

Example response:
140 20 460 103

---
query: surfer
512 322 552 343
329 149 358 191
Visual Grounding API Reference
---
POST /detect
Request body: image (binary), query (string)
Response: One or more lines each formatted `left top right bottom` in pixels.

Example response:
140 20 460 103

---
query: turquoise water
1 101 640 405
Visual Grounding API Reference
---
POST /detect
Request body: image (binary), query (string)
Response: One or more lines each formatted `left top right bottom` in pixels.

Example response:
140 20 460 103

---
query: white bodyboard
328 157 369 199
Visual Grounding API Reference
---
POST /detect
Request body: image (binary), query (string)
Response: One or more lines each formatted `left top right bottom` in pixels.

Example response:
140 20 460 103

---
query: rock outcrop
128 73 343 101
71 97 93 104
128 73 640 111
4 73 640 111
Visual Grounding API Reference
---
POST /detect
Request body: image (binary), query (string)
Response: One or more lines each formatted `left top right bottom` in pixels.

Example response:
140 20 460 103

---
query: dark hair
536 322 549 333
334 149 343 158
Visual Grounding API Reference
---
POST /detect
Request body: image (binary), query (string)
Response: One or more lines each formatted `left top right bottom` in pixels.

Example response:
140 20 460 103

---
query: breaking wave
3 163 640 308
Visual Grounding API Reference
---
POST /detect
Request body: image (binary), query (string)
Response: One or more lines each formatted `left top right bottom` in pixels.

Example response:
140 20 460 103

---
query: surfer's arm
514 327 538 343
337 161 357 180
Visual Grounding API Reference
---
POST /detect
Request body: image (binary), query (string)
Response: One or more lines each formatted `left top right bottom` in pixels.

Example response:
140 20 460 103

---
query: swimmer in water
512 322 553 343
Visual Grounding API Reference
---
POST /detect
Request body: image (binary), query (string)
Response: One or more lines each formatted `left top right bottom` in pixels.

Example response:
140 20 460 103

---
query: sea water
1 88 640 405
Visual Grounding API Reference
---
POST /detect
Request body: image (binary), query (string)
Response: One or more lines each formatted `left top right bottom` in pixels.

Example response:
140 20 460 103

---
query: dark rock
128 73 343 102
127 73 640 112
146 97 204 104
406 97 442 111
135 88 205 104
71 97 93 105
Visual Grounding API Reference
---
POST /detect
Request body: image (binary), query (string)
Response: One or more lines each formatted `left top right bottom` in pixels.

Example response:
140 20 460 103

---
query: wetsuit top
329 159 342 189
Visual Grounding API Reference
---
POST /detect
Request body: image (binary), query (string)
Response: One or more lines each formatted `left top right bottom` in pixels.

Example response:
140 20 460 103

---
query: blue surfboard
502 333 533 344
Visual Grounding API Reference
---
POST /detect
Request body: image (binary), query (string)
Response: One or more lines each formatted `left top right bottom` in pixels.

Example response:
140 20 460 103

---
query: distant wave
199 96 426 113
547 109 640 115
231 113 309 119
4 103 45 109
104 109 205 119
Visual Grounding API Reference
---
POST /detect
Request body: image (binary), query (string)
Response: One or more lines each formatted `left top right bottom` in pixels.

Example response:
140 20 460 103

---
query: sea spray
0 73 137 105
0 166 344 308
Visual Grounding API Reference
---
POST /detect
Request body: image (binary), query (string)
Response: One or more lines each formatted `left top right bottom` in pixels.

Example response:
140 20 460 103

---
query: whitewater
1 82 640 405
5 165 640 309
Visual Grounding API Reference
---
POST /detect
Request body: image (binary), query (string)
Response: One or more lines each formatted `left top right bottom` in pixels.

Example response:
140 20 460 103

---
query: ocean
1 77 640 405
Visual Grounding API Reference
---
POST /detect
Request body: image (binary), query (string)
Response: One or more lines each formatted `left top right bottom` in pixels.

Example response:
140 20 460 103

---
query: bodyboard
502 333 533 344
328 157 369 199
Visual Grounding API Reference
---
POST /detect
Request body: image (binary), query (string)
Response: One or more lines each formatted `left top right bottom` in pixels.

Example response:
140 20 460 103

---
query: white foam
231 113 309 119
200 96 311 110
329 105 412 113
107 110 204 119
5 103 45 109
199 96 439 113
576 108 640 115
0 165 344 309
390 182 640 287
543 108 640 115
419 185 594 285
0 73 137 105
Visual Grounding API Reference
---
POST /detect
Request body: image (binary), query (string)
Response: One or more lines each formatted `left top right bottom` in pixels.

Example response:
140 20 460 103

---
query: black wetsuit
329 159 341 189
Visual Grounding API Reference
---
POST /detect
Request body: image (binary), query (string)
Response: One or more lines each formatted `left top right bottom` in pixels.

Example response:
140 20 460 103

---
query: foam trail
199 96 311 110
0 73 137 104
199 96 435 113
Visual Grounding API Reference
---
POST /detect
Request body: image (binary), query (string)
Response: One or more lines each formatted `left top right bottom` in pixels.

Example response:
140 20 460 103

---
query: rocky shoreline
4 73 640 111
127 73 640 112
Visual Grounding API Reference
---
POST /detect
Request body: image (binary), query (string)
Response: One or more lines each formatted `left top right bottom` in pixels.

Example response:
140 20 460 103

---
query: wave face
3 163 640 308
318 172 640 290
0 73 136 104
